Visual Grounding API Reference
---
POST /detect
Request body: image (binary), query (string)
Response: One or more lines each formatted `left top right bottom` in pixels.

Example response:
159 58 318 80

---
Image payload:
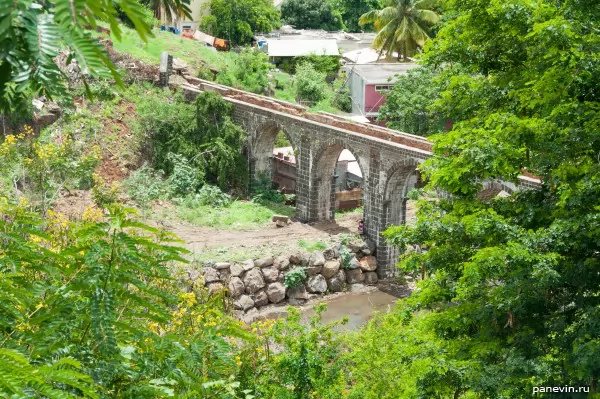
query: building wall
364 84 387 114
167 0 210 30
346 67 365 115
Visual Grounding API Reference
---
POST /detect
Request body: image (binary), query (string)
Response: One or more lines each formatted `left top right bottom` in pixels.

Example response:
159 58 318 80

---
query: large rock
289 250 309 265
234 295 254 311
272 215 291 224
230 263 244 277
207 282 224 294
365 238 376 254
347 256 361 270
359 256 377 272
309 251 325 267
345 268 364 284
214 262 231 270
266 282 286 303
322 247 336 261
228 277 245 297
252 290 269 307
364 272 378 285
254 257 274 268
306 265 322 276
286 284 308 299
243 267 265 294
348 241 364 253
307 275 327 294
274 256 290 271
327 274 344 292
242 259 255 271
321 259 340 279
202 267 220 284
262 267 279 283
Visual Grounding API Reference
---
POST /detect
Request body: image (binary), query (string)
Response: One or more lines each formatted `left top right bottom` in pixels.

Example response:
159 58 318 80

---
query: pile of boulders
188 239 378 316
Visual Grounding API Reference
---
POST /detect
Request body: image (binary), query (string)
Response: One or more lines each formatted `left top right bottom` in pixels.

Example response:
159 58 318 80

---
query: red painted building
346 63 418 123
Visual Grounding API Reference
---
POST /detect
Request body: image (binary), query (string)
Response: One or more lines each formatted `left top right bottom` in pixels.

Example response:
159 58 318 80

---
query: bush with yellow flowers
0 125 100 210
0 199 258 398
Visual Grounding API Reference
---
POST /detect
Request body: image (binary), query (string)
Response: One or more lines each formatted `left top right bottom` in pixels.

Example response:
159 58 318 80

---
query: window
375 85 392 92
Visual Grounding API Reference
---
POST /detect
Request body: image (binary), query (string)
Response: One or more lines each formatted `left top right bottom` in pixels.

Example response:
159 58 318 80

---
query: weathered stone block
228 277 245 297
262 267 279 283
364 272 378 285
266 282 286 303
321 259 340 279
243 268 265 294
234 295 254 311
345 268 364 284
307 275 327 294
359 256 377 272
254 257 274 268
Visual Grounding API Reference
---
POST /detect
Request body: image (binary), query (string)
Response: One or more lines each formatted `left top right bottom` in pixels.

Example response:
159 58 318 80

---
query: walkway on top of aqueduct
160 56 541 277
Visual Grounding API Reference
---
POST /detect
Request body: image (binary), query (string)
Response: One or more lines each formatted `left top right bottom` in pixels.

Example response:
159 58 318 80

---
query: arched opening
313 143 366 222
252 121 297 195
381 163 421 274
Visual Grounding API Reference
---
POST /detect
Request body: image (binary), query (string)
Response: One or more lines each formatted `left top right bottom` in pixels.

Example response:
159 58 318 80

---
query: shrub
251 171 285 204
295 62 327 103
339 246 353 269
166 152 203 197
283 267 307 288
124 164 170 204
183 185 232 208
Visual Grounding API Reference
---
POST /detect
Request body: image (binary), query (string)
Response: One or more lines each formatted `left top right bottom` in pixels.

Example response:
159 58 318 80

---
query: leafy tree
281 0 345 31
200 0 281 46
0 0 174 113
295 62 328 103
360 0 440 60
366 0 600 396
332 0 381 32
138 90 247 194
377 66 445 135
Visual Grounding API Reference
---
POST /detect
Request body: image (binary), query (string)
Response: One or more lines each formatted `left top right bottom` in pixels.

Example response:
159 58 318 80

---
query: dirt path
155 212 363 257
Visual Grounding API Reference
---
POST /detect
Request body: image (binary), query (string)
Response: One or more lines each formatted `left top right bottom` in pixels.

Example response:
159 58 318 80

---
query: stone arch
384 159 421 226
311 140 368 221
251 120 297 182
379 159 421 276
477 179 515 201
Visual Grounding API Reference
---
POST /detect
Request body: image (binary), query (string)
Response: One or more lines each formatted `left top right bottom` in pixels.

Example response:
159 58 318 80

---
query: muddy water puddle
251 289 400 331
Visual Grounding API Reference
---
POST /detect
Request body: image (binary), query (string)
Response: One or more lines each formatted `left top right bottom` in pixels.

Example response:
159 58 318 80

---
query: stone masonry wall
190 238 378 317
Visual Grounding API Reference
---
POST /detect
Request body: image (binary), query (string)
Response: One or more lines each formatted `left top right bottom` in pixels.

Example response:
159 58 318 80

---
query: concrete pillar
294 137 311 222
159 52 173 87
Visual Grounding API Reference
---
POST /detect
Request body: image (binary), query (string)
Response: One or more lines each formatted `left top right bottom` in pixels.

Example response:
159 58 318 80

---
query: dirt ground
52 190 416 264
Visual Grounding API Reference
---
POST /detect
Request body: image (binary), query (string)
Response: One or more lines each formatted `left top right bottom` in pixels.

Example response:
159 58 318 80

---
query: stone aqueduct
160 56 540 277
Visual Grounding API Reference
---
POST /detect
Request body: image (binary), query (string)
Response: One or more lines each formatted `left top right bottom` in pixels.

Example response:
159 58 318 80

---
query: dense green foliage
332 0 381 32
200 0 281 46
138 90 247 194
0 201 253 398
295 62 328 103
371 0 600 396
217 49 272 94
360 0 440 59
281 0 344 31
378 67 445 135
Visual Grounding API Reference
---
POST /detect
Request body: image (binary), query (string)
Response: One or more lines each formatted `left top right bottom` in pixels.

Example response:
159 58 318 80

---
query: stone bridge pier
230 102 429 278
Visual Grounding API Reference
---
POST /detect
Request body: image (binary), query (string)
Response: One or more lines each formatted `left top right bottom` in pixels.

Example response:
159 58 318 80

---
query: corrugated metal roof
348 62 418 84
264 39 339 57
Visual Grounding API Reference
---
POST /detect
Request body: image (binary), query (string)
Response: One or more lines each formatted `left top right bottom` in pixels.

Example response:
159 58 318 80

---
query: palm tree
359 0 440 61
143 0 192 23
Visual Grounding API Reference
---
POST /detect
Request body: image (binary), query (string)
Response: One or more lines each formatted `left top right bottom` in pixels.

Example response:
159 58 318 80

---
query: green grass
298 239 328 252
176 200 294 229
